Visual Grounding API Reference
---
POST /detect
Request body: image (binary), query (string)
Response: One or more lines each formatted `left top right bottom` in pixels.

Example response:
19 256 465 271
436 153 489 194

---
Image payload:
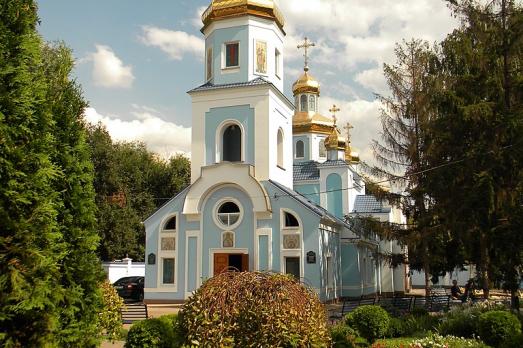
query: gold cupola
292 38 333 135
201 0 285 33
325 116 347 151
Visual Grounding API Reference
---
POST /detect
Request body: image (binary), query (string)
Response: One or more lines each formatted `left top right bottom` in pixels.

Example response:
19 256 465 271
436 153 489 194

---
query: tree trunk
479 231 490 299
424 262 431 297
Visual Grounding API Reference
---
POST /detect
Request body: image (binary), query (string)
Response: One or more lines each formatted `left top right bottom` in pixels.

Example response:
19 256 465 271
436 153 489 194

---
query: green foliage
438 305 483 338
125 315 182 348
500 332 523 348
1 2 102 347
346 305 390 343
386 314 439 339
42 41 106 347
87 124 190 261
330 323 360 348
478 310 521 347
179 271 331 347
98 280 124 341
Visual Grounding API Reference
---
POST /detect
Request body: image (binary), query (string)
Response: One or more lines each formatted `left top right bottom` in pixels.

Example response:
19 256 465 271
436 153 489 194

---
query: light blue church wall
294 183 320 205
326 173 343 218
144 188 199 300
201 185 254 279
262 182 330 297
205 105 255 165
293 135 310 163
319 228 341 301
258 235 269 271
206 26 249 85
341 243 361 298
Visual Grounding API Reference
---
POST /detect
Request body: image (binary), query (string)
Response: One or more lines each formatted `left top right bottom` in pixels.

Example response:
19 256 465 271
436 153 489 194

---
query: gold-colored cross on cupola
344 122 354 143
329 104 341 125
297 37 316 72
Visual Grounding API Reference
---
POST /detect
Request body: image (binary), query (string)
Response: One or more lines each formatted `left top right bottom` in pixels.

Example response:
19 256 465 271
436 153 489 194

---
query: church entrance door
213 253 249 276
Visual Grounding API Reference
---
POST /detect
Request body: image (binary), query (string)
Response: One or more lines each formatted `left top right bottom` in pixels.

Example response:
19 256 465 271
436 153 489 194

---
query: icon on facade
148 253 156 265
307 251 316 264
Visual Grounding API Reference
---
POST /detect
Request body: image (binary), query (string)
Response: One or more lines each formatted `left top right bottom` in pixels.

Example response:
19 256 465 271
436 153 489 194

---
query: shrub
438 306 482 338
478 310 521 347
125 315 181 348
501 332 523 348
330 324 360 348
386 317 407 338
346 305 390 343
98 280 124 341
178 271 330 347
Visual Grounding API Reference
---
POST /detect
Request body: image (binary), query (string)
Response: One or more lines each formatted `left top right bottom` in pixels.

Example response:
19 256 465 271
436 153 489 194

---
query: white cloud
140 26 204 60
84 107 191 159
280 0 458 70
354 68 389 95
192 6 207 28
90 45 135 88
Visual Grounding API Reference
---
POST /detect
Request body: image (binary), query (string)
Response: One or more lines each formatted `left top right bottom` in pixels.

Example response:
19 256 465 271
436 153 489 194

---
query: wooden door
214 253 229 276
241 254 249 272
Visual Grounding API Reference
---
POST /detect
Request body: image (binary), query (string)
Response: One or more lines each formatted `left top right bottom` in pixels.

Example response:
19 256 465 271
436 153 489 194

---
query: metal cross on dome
344 122 354 142
329 104 341 125
297 37 316 72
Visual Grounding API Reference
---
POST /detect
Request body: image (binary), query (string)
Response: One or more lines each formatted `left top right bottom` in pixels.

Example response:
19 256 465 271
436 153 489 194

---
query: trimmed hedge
125 314 182 348
346 305 390 343
178 271 330 347
478 311 521 347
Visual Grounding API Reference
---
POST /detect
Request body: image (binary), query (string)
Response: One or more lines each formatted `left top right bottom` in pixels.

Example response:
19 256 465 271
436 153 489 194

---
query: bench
329 296 377 322
377 296 413 316
428 295 451 312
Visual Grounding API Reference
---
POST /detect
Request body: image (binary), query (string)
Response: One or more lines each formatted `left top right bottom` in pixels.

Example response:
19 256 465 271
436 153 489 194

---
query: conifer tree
357 40 446 296
0 1 64 345
42 42 105 346
429 0 523 299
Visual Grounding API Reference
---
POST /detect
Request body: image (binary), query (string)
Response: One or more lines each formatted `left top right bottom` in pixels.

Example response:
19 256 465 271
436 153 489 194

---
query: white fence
102 258 145 284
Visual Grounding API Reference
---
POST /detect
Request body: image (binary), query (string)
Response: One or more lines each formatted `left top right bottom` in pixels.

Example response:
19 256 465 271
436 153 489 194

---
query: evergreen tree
0 1 64 345
42 42 105 346
428 0 523 299
357 40 447 295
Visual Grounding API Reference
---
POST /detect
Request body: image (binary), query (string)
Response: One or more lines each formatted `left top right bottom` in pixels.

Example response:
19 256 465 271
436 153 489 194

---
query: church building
143 0 407 303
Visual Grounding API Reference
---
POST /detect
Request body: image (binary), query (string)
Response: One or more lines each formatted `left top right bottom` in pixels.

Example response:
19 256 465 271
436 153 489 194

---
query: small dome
292 71 320 96
202 0 285 32
325 123 347 151
293 111 334 135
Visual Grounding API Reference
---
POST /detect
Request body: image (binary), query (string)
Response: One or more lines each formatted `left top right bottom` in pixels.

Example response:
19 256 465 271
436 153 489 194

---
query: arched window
295 140 304 158
309 95 316 112
284 212 299 227
277 129 284 168
300 95 308 112
222 124 242 162
319 139 326 158
217 201 241 227
164 216 177 231
160 215 177 287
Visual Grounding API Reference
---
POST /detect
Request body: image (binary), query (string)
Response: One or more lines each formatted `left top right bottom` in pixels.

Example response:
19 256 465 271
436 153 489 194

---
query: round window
216 201 242 228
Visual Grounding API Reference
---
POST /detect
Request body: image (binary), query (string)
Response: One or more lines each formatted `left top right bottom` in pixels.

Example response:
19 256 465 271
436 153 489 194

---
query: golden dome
325 122 347 151
202 0 285 32
292 71 320 96
293 111 334 135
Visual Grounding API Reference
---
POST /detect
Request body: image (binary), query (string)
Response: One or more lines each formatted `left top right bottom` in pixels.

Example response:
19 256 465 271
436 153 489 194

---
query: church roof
353 195 391 214
293 160 350 182
267 180 350 229
188 77 271 92
188 77 294 108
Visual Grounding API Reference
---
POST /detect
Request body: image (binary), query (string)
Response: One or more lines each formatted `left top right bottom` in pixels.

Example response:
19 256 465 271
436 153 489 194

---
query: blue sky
37 0 459 160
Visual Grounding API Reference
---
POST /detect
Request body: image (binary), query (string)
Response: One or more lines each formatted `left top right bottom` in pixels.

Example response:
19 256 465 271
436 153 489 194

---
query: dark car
113 276 144 301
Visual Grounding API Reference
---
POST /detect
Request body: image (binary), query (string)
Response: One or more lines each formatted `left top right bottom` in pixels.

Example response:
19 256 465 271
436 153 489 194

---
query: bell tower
189 0 294 189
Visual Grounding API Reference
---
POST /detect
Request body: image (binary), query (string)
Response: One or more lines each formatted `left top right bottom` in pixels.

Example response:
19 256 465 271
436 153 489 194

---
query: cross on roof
344 122 354 143
329 105 341 124
297 37 316 72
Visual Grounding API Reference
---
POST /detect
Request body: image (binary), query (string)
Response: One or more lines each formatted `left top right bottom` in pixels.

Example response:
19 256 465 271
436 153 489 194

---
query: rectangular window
275 49 281 78
285 257 300 280
225 42 239 68
162 258 175 284
327 256 334 288
206 47 213 81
